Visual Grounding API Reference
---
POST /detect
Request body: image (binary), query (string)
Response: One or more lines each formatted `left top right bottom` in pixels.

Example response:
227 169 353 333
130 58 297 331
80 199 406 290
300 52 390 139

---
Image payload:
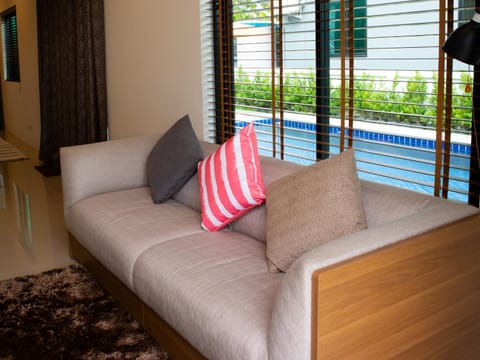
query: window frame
458 0 475 26
1 6 20 82
329 0 367 58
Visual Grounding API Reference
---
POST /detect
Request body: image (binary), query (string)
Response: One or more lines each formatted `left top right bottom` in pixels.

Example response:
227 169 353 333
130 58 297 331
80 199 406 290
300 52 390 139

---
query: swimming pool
238 120 470 203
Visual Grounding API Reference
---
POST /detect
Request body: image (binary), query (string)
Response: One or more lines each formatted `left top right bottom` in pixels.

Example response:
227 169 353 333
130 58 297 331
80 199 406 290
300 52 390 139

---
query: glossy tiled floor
0 132 74 281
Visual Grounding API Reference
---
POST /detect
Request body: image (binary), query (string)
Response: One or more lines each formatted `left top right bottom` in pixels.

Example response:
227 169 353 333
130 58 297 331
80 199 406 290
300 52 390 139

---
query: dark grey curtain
37 0 107 173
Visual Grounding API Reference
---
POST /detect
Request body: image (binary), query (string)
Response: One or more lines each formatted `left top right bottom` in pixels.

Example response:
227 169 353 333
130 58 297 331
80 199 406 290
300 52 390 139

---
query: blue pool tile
250 119 470 155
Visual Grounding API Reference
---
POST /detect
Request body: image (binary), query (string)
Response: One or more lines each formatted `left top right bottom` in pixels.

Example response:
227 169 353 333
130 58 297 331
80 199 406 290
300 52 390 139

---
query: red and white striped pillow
198 123 266 231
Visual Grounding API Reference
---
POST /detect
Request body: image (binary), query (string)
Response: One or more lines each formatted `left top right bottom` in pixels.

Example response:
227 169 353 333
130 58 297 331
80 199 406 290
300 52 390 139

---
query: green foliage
402 71 431 125
232 0 270 21
283 71 316 113
451 73 473 129
234 67 316 113
233 69 473 131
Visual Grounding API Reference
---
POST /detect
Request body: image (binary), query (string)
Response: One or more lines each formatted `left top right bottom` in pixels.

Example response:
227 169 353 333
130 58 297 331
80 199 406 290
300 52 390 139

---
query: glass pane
214 0 473 203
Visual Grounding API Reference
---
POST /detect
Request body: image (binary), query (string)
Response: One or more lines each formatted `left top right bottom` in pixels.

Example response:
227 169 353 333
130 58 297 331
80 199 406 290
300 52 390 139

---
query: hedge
234 68 473 130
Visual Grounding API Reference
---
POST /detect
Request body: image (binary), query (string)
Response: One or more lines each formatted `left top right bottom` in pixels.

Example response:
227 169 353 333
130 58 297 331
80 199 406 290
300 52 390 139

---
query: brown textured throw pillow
266 149 367 272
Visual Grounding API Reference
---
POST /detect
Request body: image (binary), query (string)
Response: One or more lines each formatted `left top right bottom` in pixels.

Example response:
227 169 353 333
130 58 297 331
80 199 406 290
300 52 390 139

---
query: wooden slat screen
202 0 479 206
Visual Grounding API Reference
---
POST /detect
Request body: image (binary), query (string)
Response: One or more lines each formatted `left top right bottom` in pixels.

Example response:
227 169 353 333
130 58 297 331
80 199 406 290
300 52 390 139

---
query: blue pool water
238 120 470 203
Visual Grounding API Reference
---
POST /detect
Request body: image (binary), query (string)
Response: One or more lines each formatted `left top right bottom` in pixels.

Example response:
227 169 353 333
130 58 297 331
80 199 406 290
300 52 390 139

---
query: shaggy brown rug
0 265 171 359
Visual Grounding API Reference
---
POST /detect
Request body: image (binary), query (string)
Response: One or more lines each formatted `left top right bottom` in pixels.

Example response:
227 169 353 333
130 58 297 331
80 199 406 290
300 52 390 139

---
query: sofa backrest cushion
173 174 202 211
174 140 437 241
60 135 159 212
172 141 218 211
360 180 435 227
174 141 301 241
231 156 302 242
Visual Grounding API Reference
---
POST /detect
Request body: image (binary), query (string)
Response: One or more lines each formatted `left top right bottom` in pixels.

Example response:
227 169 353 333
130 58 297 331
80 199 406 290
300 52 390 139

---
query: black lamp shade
443 12 480 66
443 12 480 65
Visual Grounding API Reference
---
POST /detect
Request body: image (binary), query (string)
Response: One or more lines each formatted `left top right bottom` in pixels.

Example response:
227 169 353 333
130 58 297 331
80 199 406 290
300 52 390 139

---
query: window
330 0 367 57
1 7 20 82
458 0 475 26
205 0 479 206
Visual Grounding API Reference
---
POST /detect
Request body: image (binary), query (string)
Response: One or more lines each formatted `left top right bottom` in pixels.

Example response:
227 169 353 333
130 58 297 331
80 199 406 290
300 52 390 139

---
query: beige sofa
60 134 480 360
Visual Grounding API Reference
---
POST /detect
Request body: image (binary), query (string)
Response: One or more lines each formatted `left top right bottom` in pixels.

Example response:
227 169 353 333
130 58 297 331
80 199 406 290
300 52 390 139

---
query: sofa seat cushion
133 231 283 360
65 187 204 289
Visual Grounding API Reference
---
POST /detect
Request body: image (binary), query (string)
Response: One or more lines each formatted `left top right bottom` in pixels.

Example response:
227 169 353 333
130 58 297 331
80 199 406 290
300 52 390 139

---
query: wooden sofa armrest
311 214 480 359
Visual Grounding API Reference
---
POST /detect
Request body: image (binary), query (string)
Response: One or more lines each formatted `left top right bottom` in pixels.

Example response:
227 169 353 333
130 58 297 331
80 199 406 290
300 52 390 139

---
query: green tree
353 74 389 121
233 0 270 21
402 72 429 125
452 73 473 129
283 72 316 113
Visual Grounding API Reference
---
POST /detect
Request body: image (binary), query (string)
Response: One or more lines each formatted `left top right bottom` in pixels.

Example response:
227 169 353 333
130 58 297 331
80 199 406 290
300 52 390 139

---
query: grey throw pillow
147 115 204 204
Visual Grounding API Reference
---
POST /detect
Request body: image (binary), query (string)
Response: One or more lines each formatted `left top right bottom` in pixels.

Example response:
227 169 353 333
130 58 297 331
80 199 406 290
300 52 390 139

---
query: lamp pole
468 0 480 207
468 66 480 207
443 0 480 206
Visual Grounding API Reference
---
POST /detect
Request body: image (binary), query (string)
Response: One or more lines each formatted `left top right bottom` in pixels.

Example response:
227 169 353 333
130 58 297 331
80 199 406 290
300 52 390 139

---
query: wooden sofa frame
69 214 480 360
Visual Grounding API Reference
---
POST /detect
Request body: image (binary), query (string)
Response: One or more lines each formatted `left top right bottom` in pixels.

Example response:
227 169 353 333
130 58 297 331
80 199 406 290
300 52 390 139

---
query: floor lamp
443 1 480 206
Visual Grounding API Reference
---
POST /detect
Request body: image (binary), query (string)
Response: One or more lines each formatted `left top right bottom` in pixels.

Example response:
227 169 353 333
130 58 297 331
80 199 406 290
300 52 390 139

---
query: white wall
0 0 41 150
0 0 205 152
104 0 204 140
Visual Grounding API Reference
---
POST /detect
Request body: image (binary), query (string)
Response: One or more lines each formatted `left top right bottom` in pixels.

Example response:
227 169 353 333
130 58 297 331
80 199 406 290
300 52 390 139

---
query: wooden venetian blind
204 0 479 206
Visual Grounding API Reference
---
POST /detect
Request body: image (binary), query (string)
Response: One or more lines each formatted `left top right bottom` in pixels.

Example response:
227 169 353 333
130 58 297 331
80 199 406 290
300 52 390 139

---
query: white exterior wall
235 24 272 71
235 0 470 73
